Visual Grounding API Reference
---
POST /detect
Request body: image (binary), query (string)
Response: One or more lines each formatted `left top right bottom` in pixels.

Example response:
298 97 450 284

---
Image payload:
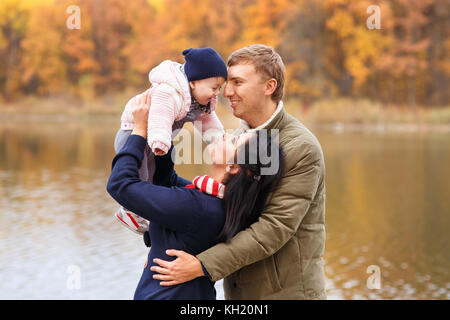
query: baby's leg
114 129 131 153
114 129 150 235
115 129 155 182
142 145 155 183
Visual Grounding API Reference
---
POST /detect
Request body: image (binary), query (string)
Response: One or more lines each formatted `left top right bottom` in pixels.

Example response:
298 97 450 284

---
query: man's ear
226 164 240 175
189 81 196 90
264 78 277 97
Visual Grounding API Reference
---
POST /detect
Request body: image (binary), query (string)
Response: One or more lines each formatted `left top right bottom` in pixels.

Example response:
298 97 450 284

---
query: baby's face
189 77 225 106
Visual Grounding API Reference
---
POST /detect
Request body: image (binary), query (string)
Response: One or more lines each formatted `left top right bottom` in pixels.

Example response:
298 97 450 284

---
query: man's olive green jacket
197 105 327 299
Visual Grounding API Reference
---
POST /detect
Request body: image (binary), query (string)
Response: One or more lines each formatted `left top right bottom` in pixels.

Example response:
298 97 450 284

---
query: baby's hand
154 148 165 156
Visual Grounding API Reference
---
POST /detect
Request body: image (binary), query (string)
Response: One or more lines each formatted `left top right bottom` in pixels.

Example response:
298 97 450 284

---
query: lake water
0 118 449 299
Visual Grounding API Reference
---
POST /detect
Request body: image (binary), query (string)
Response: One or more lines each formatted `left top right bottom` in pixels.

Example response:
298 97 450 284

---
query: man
150 44 327 299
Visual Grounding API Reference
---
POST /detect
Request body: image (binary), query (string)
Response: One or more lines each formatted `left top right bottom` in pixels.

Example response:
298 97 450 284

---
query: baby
114 48 227 234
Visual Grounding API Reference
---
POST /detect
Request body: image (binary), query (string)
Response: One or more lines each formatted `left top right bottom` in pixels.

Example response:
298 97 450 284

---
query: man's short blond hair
227 44 286 104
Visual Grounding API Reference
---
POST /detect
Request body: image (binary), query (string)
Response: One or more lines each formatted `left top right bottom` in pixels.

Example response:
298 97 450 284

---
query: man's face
223 62 267 122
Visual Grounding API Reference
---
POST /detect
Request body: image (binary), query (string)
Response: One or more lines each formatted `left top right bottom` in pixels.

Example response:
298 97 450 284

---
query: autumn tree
21 2 67 96
0 0 30 101
0 0 448 107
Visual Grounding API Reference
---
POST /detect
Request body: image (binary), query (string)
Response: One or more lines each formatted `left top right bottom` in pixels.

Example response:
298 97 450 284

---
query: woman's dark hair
217 130 285 243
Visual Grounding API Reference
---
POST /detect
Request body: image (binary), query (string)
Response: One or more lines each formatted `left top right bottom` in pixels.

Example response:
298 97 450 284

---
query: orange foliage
0 0 448 106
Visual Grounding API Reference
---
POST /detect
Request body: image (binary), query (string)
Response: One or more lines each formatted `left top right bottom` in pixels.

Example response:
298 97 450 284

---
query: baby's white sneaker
115 207 149 234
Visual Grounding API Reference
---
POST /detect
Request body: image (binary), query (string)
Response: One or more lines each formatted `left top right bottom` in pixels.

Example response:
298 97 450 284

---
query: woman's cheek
206 144 216 162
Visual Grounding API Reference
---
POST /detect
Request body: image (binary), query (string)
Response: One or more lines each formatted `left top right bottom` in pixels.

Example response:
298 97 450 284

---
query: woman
106 102 284 300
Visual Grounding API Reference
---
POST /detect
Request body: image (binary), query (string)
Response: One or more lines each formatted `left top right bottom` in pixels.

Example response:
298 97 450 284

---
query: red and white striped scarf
185 175 225 199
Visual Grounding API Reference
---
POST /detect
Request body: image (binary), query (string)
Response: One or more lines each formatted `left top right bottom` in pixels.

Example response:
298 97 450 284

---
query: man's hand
151 249 204 286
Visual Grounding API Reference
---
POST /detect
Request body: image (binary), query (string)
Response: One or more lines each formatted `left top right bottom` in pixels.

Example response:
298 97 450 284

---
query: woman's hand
131 89 151 139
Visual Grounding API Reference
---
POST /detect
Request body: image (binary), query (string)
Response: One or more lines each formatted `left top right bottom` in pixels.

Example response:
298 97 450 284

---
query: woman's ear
226 164 241 175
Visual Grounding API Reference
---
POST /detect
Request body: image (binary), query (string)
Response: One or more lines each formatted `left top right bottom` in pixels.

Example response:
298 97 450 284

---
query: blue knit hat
182 48 228 82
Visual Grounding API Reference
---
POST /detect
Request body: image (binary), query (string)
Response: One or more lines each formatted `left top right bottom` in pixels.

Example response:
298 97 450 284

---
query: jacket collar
239 101 285 133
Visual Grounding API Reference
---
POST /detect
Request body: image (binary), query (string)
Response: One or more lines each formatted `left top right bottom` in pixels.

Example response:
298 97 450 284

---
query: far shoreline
1 112 449 134
1 95 449 133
